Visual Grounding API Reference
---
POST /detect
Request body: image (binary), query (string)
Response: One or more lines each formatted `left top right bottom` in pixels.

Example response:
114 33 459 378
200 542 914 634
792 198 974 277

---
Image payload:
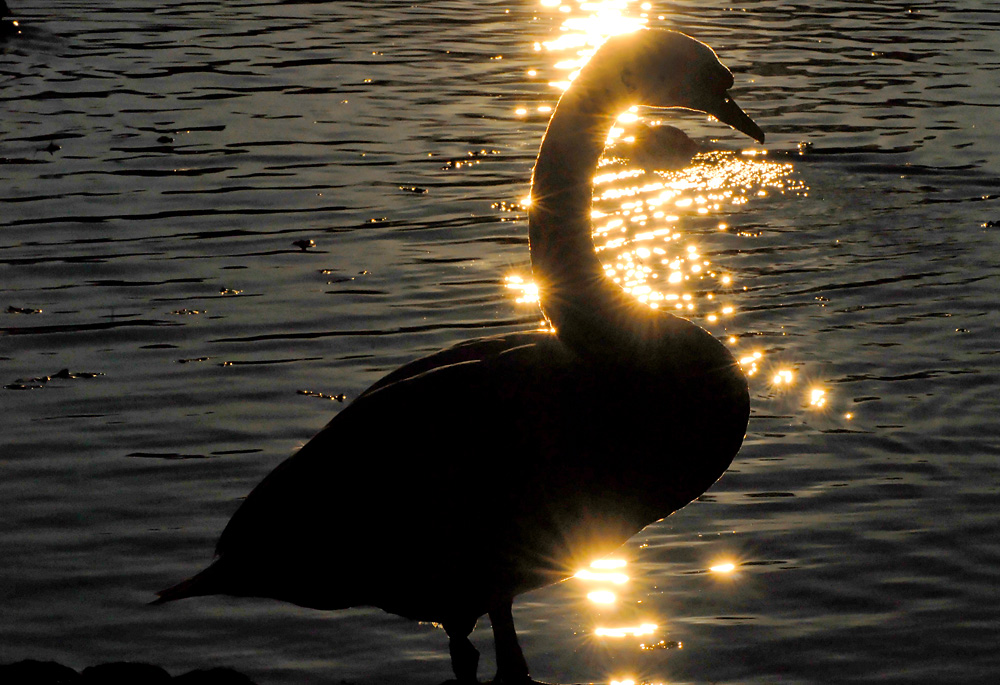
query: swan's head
611 30 764 144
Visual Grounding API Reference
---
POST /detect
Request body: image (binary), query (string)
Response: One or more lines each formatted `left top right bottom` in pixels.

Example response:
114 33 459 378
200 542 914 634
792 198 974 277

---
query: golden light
772 368 795 386
504 275 540 305
595 623 657 638
737 351 762 377
611 680 636 685
809 388 827 408
590 145 806 327
587 590 617 604
710 562 736 574
590 558 627 569
575 569 629 584
536 0 651 92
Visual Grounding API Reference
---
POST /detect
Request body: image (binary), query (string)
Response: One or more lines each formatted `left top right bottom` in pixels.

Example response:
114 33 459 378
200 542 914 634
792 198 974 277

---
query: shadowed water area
2 1 999 684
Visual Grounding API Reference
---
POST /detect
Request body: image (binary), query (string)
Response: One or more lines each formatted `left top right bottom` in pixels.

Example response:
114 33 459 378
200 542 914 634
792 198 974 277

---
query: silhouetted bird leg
445 617 480 683
489 599 531 683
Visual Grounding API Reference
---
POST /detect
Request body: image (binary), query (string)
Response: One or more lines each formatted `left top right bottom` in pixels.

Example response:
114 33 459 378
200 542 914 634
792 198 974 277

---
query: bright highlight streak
710 562 736 574
591 559 626 569
773 369 794 385
810 388 827 408
504 275 540 305
587 590 617 604
595 623 657 638
575 569 629 584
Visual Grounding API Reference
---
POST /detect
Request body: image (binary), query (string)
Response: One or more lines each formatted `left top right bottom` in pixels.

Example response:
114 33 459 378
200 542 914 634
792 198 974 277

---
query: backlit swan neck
528 56 680 360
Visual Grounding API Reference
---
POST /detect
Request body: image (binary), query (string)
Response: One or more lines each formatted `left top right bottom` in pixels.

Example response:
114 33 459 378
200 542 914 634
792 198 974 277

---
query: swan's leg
445 616 480 683
489 599 530 683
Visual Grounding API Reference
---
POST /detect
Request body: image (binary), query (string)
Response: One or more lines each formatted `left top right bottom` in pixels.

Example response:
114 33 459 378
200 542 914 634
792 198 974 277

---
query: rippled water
3 1 999 683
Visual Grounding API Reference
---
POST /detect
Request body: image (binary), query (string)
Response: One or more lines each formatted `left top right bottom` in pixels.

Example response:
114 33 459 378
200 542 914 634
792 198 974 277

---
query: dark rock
174 667 257 684
0 660 81 684
80 662 171 684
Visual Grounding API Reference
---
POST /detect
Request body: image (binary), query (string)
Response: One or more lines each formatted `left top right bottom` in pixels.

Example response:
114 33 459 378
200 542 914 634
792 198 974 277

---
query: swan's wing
215 330 572 559
356 330 552 399
210 330 615 612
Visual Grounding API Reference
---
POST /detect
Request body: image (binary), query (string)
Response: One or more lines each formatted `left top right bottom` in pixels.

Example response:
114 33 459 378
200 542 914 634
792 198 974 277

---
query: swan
155 29 762 684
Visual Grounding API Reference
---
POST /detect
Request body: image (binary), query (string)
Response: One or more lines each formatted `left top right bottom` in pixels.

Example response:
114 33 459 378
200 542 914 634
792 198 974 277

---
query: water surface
3 1 999 683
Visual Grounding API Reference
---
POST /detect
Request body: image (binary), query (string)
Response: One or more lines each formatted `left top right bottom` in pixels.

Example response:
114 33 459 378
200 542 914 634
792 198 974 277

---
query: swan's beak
710 94 765 144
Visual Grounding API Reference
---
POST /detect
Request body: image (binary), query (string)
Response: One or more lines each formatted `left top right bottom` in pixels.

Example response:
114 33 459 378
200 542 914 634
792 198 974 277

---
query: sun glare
504 275 541 305
710 562 736 574
575 569 629 584
595 623 658 638
587 590 617 604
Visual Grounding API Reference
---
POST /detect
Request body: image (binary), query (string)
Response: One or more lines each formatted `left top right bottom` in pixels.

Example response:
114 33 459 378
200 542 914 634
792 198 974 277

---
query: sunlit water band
505 2 847 424
506 5 843 683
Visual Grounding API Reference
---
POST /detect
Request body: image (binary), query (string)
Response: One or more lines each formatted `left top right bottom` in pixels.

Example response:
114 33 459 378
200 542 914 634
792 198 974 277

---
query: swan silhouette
155 29 762 684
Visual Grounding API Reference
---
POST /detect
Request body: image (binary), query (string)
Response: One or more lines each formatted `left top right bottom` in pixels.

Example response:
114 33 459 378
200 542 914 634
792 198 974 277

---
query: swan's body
156 30 762 684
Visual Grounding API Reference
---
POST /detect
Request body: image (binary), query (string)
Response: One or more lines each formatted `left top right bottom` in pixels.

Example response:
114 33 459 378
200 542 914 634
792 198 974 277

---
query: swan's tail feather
150 562 224 605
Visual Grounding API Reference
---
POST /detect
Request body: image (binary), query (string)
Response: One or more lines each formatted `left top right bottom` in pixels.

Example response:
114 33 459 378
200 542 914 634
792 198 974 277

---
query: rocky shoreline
0 660 257 684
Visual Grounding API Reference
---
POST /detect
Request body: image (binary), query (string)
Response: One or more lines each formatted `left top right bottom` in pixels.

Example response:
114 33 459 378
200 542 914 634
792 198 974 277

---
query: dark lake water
3 1 999 683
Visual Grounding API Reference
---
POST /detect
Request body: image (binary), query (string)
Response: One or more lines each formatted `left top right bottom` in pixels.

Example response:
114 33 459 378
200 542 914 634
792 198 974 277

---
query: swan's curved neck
528 62 685 361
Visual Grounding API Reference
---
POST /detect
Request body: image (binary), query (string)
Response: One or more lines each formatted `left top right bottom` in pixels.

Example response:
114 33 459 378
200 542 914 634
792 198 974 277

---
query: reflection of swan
155 30 761 684
612 122 704 170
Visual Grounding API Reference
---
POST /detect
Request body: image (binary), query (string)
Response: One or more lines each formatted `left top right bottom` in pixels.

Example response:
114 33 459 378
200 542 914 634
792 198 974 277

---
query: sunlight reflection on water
508 1 845 429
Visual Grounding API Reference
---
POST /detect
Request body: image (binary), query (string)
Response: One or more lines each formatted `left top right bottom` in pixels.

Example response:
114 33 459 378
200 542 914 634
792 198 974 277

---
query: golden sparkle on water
710 561 736 574
738 351 762 377
809 388 828 408
575 568 629 584
772 369 795 386
595 623 658 638
575 558 664 654
528 1 650 95
587 590 618 604
591 148 804 330
504 275 540 304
